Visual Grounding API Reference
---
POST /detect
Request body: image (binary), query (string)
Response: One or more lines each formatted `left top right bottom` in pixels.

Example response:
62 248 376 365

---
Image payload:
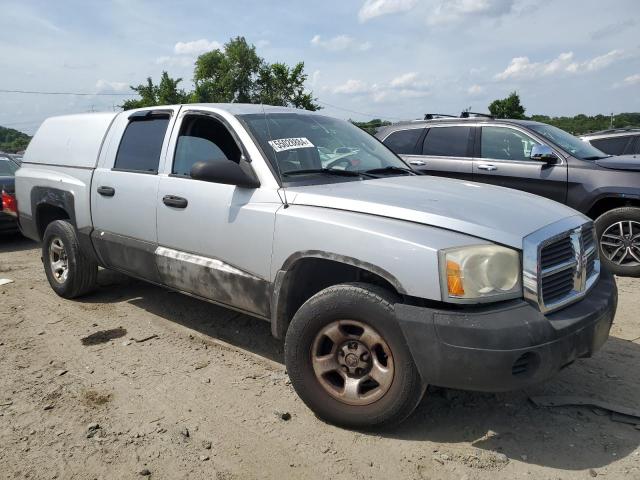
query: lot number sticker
268 137 315 152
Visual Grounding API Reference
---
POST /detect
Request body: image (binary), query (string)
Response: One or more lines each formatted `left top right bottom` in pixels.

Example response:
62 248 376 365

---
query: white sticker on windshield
268 137 315 152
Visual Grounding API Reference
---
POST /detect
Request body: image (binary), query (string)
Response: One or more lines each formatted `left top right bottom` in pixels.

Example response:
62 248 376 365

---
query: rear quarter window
421 126 471 157
382 128 423 155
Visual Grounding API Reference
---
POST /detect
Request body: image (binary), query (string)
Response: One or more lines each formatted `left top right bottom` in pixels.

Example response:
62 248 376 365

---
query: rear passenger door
404 125 474 181
91 107 179 282
472 125 567 203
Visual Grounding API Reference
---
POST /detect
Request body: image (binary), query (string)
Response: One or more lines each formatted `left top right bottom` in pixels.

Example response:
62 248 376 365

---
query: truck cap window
114 116 170 173
422 126 471 157
481 126 540 161
239 113 409 185
383 128 423 155
173 115 241 177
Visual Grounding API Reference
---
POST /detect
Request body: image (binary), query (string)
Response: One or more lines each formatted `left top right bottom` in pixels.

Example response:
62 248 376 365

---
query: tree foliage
529 113 640 135
0 126 31 153
488 91 526 119
351 119 392 135
121 72 190 110
122 36 320 110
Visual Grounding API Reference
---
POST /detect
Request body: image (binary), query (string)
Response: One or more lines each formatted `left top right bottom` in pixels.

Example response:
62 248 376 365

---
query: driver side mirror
530 144 559 164
190 159 260 188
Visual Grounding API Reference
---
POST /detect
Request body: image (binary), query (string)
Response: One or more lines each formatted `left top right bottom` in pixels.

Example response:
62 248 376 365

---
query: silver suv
16 104 617 428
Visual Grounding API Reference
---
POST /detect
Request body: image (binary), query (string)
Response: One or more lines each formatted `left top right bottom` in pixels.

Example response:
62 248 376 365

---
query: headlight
439 245 522 302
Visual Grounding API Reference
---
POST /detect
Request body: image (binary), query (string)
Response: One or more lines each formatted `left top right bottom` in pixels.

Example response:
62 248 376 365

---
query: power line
0 89 137 96
316 99 403 121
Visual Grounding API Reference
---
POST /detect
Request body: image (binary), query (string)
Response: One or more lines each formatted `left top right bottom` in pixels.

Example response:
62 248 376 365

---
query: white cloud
358 0 417 22
256 39 270 48
332 73 430 102
173 39 221 55
389 72 429 90
428 0 515 25
310 70 321 88
333 79 371 94
310 34 371 52
95 79 129 92
495 50 624 80
614 73 640 88
624 74 640 85
467 84 484 96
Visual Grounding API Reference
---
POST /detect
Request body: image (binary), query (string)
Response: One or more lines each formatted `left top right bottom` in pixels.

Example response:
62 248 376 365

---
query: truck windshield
528 123 609 160
239 113 410 184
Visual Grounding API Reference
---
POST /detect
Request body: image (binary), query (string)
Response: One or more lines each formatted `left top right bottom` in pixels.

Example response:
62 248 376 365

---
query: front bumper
395 270 617 392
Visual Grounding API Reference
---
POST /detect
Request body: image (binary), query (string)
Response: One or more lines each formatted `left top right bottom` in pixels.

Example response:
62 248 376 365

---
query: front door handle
162 195 188 209
409 160 426 166
477 164 498 171
97 186 115 197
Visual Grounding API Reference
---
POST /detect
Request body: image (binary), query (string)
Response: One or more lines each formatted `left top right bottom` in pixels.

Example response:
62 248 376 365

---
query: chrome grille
523 218 600 314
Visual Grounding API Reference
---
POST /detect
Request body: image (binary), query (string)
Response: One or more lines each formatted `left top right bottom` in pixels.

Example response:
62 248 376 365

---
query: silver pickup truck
16 104 617 428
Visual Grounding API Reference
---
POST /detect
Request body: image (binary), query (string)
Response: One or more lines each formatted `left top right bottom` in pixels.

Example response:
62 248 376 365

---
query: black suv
376 115 640 277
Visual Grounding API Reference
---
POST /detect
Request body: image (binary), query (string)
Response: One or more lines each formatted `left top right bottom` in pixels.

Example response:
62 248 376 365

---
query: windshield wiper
361 166 417 176
282 168 363 177
583 155 612 160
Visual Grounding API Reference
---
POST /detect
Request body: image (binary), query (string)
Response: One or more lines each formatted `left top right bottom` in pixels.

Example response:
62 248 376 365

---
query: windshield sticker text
268 137 315 152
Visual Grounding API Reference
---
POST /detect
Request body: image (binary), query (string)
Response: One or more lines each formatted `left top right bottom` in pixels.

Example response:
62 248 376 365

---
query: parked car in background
581 128 640 156
377 115 640 277
16 105 617 428
0 154 19 233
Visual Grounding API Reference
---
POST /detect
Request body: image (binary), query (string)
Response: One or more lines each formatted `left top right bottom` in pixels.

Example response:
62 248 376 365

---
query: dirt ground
0 233 639 480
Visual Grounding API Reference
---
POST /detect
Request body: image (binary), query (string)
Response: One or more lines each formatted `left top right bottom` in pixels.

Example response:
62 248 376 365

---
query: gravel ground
1 233 639 480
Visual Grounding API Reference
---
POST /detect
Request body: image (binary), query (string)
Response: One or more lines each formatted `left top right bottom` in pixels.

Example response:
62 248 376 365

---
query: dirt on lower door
1 233 639 480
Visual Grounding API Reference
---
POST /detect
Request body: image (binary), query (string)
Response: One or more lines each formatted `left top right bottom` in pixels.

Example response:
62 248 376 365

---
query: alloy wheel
600 220 640 266
49 236 69 284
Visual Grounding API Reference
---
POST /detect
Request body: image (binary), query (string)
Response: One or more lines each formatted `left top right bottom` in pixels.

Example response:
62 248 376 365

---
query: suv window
421 126 471 157
590 136 631 156
481 126 540 161
0 158 18 176
173 115 241 177
114 116 170 173
383 128 423 154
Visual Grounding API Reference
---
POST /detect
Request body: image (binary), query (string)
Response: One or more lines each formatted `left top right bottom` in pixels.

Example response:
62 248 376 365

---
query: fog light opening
512 352 540 378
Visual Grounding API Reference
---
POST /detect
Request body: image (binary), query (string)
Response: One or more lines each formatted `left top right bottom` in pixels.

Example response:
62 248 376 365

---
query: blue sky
0 0 639 133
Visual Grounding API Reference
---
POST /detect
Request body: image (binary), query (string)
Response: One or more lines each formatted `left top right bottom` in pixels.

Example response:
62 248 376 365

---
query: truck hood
285 176 583 249
595 155 640 171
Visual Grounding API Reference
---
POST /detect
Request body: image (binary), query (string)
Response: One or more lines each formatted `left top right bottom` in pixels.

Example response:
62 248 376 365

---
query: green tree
256 62 320 110
488 91 526 119
0 126 31 153
121 71 190 110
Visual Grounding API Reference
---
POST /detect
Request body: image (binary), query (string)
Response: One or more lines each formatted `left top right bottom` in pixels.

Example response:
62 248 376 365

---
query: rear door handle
477 164 498 171
162 195 188 209
97 186 115 197
409 160 426 166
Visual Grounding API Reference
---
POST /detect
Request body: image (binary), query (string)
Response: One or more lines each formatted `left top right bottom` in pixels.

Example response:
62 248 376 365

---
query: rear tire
595 207 640 277
284 282 425 429
42 220 97 298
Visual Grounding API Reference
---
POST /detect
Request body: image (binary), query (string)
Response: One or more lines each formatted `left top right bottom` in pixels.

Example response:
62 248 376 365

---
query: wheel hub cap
311 320 394 406
48 236 69 284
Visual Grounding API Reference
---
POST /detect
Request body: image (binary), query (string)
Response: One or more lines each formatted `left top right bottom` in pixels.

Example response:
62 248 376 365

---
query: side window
481 126 540 161
590 136 631 156
421 126 471 157
632 136 640 155
114 116 170 173
173 115 241 177
383 128 423 154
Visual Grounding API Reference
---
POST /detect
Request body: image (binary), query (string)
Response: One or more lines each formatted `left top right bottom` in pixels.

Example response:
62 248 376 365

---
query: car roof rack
424 113 458 120
460 111 494 119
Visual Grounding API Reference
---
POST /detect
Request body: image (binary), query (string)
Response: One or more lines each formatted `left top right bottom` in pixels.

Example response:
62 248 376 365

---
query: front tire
42 220 98 298
284 283 425 429
595 207 640 277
